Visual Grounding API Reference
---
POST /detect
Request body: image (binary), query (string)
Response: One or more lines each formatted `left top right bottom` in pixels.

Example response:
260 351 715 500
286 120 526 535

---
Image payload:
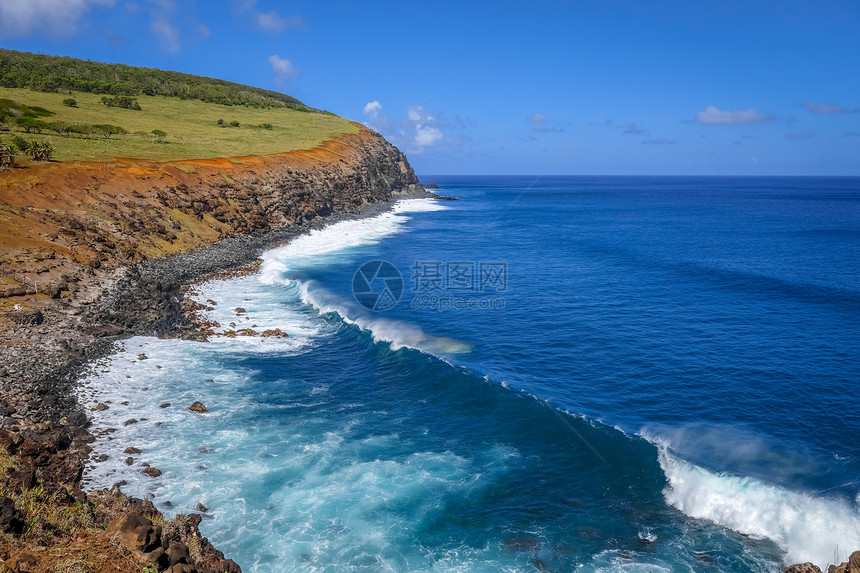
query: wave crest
655 444 860 568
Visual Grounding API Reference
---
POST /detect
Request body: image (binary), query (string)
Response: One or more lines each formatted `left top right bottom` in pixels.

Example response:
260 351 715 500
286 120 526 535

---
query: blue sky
1 0 859 175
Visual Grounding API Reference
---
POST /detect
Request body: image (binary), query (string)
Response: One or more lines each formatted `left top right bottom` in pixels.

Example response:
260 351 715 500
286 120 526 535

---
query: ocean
78 176 860 572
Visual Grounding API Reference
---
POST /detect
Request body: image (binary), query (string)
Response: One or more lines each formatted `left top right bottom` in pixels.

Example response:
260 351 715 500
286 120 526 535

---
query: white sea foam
188 274 327 353
259 198 447 286
299 281 471 354
654 443 860 568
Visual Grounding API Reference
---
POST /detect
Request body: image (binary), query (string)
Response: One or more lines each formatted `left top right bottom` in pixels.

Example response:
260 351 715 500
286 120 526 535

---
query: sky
1 0 859 176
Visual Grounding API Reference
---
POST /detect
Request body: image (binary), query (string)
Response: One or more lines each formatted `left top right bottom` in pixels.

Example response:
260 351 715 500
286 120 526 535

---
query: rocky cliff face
0 124 421 304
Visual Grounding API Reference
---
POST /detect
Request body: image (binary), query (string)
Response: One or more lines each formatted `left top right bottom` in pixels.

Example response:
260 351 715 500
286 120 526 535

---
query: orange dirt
0 123 376 309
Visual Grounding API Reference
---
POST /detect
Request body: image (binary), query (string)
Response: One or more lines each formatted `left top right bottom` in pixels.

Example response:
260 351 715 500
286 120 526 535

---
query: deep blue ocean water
79 176 860 572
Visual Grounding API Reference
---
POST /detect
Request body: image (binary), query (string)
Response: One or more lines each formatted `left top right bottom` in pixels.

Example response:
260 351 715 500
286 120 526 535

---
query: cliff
0 125 426 572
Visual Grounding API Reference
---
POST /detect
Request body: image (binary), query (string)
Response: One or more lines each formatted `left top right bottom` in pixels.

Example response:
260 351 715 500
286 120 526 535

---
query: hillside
0 49 309 109
0 50 360 163
0 87 358 162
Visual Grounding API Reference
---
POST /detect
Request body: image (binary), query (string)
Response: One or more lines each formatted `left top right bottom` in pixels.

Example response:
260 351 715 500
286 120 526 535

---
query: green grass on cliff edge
0 87 359 162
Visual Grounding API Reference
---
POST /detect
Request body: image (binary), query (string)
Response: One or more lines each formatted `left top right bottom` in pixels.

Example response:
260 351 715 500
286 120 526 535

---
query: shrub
217 118 225 127
100 95 141 110
62 98 77 107
11 134 29 152
151 129 167 143
0 144 14 169
229 120 240 128
25 140 53 161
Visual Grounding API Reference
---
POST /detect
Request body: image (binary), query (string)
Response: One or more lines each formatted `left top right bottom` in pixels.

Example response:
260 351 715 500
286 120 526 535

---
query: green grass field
0 87 358 162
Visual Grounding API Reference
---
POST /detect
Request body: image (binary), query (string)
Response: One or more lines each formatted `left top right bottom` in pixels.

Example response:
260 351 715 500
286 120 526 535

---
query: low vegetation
0 48 312 110
0 87 358 162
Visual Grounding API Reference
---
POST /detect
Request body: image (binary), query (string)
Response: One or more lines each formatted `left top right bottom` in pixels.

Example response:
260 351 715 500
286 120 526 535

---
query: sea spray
655 444 860 568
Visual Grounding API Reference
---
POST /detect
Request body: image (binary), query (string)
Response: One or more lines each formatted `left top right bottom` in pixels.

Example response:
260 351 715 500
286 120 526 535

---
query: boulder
6 309 44 326
108 513 162 553
167 540 190 566
0 495 25 535
260 328 288 338
142 467 162 477
785 564 822 573
124 447 142 454
189 402 207 413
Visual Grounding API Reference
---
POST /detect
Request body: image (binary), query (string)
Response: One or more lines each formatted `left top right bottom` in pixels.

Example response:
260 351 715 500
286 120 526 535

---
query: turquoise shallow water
79 177 860 572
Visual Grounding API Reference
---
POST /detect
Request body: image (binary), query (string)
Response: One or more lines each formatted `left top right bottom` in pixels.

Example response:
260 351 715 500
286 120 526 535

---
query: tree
151 129 167 143
229 120 240 128
217 119 226 127
92 124 128 139
15 116 45 133
46 121 71 137
62 98 77 107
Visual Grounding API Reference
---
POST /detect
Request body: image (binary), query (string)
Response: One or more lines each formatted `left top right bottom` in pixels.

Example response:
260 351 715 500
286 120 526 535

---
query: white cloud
695 106 775 125
362 102 446 152
255 11 303 34
268 54 296 85
0 0 114 40
405 105 443 149
233 0 302 35
802 101 858 115
363 101 382 120
151 18 180 53
527 113 563 133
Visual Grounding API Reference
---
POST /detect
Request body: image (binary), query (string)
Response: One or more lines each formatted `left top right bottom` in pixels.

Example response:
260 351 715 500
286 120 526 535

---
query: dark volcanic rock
0 495 25 535
6 309 44 326
189 401 207 413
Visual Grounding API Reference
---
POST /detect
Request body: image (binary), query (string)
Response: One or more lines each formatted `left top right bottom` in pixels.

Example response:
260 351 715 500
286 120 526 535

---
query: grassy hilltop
0 50 358 162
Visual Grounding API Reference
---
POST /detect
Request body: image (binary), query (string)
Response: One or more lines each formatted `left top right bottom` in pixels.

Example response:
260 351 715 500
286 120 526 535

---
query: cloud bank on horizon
0 0 858 175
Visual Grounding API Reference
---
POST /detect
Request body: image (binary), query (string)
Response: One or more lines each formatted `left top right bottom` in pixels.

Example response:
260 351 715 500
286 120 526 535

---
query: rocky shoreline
0 125 432 571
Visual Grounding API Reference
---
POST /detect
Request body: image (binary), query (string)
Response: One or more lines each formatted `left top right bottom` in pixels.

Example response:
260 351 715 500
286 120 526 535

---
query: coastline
0 124 433 570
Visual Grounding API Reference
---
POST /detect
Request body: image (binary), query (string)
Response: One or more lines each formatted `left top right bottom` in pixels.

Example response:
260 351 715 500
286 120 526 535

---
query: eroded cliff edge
0 124 427 572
